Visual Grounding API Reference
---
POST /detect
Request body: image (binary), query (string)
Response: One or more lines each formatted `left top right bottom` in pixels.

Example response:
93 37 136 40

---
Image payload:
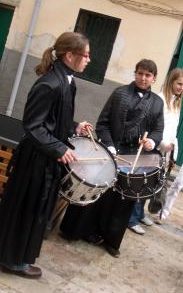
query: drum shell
115 153 165 200
59 169 108 205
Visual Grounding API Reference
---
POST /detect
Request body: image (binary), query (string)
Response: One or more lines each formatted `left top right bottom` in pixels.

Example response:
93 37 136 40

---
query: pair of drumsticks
78 127 132 166
79 127 148 174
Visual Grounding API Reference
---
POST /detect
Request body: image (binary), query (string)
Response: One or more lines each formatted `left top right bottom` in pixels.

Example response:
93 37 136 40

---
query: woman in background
157 68 183 222
158 68 183 162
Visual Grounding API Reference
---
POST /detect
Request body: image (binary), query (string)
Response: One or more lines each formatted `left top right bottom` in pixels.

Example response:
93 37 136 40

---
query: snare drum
58 136 117 205
115 152 165 200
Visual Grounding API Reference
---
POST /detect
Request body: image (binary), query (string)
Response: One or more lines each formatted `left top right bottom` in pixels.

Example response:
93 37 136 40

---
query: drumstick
114 155 132 165
78 157 109 161
131 131 148 174
86 126 99 150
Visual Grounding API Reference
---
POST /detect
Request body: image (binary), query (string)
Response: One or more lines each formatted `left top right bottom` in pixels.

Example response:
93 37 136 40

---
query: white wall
4 0 183 91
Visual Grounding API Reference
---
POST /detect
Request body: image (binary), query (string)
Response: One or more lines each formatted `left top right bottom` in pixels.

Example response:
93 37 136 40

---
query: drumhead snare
59 136 117 205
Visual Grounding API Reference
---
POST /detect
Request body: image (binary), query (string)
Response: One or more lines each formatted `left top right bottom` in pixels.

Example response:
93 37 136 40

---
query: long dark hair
35 32 89 75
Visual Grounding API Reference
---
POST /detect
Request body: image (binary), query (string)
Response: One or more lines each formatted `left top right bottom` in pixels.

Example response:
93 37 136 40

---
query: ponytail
34 32 89 76
35 46 55 76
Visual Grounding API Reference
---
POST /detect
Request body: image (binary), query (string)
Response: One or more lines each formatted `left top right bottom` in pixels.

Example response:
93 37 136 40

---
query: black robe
0 60 77 265
60 82 164 250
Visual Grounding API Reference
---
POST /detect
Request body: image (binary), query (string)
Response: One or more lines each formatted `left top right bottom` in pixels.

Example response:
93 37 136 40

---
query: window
74 9 121 84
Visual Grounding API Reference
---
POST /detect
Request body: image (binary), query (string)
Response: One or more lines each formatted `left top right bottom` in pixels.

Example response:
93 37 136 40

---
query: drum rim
61 194 101 206
115 184 164 200
117 166 162 178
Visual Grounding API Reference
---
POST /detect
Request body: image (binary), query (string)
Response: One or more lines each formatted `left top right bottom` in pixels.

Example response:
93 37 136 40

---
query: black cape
0 60 77 265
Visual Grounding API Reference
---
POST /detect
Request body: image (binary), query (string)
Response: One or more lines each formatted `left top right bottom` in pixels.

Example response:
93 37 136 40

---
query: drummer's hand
141 138 155 151
57 149 77 164
76 121 93 136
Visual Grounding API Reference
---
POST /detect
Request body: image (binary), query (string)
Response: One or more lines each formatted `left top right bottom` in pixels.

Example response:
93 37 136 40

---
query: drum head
117 154 161 175
68 136 116 187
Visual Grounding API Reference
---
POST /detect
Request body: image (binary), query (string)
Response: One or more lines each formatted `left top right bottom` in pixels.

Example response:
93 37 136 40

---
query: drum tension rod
143 172 147 184
127 172 130 186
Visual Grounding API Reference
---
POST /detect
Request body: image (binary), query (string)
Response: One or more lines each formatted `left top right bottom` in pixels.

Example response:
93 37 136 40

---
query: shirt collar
67 75 73 84
134 84 151 98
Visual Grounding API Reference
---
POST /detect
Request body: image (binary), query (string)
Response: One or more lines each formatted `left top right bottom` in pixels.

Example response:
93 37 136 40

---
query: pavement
0 193 182 293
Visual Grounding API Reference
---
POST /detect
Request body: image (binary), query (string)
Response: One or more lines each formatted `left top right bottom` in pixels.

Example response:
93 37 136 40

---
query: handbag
148 183 167 214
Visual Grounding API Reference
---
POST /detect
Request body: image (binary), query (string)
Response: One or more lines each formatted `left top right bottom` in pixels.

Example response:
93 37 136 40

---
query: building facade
0 0 183 125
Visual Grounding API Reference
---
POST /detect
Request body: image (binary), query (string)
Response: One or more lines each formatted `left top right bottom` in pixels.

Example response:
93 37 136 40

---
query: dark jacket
23 59 78 158
96 82 164 151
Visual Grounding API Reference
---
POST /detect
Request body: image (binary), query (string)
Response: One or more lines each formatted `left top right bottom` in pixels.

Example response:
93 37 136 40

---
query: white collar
137 92 144 98
67 75 73 84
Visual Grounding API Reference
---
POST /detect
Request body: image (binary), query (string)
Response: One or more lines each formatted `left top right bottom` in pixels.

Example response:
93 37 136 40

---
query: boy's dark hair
135 59 158 76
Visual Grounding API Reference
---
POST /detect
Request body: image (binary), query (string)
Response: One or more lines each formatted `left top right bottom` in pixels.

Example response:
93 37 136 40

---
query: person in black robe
60 59 164 257
0 31 92 278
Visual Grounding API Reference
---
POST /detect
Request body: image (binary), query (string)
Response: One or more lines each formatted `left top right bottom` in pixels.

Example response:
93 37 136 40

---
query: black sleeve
23 82 68 159
96 93 115 147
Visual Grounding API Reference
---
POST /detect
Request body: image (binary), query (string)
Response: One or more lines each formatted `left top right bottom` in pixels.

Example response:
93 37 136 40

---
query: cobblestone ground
0 190 182 293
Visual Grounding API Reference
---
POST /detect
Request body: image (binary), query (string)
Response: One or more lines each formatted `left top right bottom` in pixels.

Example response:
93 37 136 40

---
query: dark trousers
60 189 135 250
97 190 135 249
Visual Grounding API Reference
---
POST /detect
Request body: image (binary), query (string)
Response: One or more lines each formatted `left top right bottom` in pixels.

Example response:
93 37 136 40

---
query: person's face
135 67 156 90
172 76 183 96
65 44 90 72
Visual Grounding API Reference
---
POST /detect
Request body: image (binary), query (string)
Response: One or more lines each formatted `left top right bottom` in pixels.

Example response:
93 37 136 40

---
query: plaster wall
4 0 183 90
0 0 183 121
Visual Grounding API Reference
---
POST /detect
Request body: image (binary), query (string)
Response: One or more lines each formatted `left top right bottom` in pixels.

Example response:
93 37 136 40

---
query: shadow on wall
0 49 38 120
0 114 24 147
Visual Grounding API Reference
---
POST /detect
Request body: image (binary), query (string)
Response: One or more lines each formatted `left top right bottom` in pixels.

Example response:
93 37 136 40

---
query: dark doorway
0 4 14 60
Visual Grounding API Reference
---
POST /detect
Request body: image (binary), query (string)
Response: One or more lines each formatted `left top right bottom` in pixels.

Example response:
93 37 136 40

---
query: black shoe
104 243 120 258
84 234 104 245
1 264 42 279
